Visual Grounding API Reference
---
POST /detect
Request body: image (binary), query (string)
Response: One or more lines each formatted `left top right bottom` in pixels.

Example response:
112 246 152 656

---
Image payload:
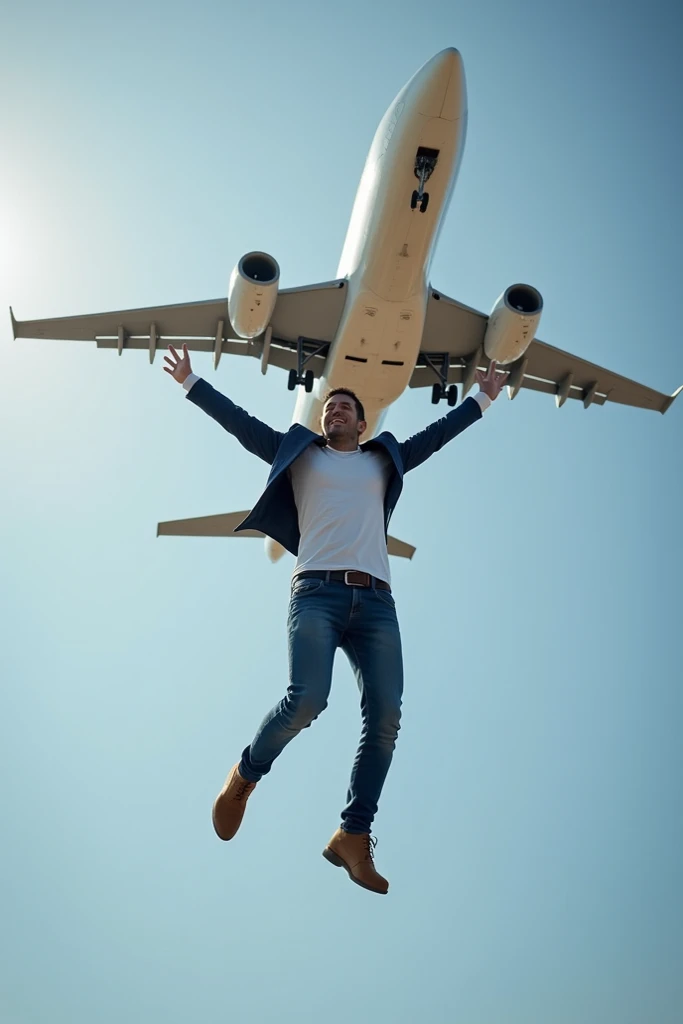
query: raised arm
164 344 285 465
399 362 509 473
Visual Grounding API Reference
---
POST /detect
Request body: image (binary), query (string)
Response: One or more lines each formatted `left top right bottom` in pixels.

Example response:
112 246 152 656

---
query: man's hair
323 388 365 422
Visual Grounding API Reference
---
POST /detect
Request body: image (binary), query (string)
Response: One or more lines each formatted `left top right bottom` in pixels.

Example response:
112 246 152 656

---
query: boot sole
322 847 388 895
212 766 254 841
212 796 245 841
211 808 237 841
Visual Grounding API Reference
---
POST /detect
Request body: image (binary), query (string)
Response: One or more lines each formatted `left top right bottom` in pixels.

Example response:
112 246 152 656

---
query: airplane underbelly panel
364 119 461 301
338 110 464 300
318 288 425 405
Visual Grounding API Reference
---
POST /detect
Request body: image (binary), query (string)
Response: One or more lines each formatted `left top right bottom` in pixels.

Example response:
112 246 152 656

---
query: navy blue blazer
186 378 483 556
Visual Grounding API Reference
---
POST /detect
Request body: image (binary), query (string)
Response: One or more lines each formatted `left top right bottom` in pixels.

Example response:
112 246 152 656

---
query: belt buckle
344 570 370 587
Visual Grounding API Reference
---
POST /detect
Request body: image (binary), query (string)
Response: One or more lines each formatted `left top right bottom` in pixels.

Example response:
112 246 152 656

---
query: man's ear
357 420 367 438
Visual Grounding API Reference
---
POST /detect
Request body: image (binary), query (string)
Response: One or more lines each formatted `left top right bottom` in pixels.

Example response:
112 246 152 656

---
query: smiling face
321 391 367 448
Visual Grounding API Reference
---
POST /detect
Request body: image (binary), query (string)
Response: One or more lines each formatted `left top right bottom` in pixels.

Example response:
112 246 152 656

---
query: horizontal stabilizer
386 536 416 559
156 511 261 538
157 511 416 559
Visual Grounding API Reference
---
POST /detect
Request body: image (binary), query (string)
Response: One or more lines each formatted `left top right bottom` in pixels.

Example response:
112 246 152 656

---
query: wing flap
94 336 252 357
523 339 672 412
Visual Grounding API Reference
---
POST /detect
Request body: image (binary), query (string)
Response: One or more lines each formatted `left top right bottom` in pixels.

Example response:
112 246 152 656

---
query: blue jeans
239 577 403 834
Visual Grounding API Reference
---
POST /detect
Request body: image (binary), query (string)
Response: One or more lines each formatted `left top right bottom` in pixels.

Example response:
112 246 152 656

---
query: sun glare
0 192 26 287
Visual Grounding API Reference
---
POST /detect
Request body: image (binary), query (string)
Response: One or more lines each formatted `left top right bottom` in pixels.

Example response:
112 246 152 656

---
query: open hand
163 344 193 384
476 360 509 401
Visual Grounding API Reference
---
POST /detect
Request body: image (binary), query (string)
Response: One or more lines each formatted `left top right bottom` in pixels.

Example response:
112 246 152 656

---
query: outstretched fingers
163 345 181 377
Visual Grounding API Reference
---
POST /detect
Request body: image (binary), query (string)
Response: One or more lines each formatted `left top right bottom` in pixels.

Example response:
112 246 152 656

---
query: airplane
10 47 681 565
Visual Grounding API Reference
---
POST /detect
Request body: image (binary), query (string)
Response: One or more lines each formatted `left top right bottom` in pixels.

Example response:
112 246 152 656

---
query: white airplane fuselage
292 47 467 438
265 49 467 562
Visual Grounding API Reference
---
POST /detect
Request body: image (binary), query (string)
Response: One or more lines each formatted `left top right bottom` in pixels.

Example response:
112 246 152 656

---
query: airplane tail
157 512 416 561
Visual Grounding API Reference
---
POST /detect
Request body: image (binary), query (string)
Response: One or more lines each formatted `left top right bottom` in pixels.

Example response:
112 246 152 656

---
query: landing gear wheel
287 368 298 391
420 192 430 213
447 384 458 407
431 383 441 405
410 190 419 210
304 370 314 393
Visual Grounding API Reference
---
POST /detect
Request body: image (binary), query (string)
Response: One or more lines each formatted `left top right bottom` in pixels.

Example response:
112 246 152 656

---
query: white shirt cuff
473 391 492 413
183 372 200 393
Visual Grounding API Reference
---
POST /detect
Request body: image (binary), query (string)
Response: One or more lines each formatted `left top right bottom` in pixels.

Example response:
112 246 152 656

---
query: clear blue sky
1 1 682 1021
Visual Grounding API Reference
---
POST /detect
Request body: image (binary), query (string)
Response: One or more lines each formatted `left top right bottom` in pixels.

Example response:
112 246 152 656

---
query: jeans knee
367 704 401 747
286 696 328 731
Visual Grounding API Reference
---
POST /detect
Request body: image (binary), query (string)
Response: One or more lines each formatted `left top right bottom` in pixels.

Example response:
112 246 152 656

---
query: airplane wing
157 511 416 559
10 278 348 376
412 289 681 414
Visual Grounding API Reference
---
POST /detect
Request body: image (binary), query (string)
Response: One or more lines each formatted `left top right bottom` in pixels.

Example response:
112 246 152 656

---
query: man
164 343 508 894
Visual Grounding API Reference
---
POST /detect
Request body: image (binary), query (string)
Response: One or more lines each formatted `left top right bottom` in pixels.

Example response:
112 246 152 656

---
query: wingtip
661 385 683 414
9 306 18 340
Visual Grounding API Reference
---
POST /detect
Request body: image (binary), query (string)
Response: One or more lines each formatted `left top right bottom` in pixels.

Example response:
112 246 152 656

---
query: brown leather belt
294 570 391 592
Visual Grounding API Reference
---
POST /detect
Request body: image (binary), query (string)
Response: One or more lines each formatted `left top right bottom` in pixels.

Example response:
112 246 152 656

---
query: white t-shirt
290 444 393 585
181 375 490 583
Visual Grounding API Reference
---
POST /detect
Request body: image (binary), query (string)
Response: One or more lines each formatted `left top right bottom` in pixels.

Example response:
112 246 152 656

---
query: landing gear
288 367 314 392
423 351 458 406
410 190 430 212
431 382 457 406
287 338 327 392
411 147 438 213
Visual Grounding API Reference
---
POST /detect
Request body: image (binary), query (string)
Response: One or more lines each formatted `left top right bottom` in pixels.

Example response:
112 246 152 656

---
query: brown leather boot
212 764 257 841
322 828 389 894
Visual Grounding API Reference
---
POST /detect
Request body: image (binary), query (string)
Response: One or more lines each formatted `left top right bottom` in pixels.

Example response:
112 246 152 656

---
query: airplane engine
482 284 543 365
227 251 280 339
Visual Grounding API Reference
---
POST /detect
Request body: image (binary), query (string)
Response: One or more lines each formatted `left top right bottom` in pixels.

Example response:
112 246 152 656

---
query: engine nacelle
483 284 543 365
227 251 280 339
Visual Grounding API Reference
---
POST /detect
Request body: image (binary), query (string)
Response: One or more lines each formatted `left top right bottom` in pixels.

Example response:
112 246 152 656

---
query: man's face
321 393 366 444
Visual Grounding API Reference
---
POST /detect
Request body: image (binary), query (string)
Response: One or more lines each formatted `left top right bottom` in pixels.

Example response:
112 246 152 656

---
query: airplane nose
416 47 466 121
